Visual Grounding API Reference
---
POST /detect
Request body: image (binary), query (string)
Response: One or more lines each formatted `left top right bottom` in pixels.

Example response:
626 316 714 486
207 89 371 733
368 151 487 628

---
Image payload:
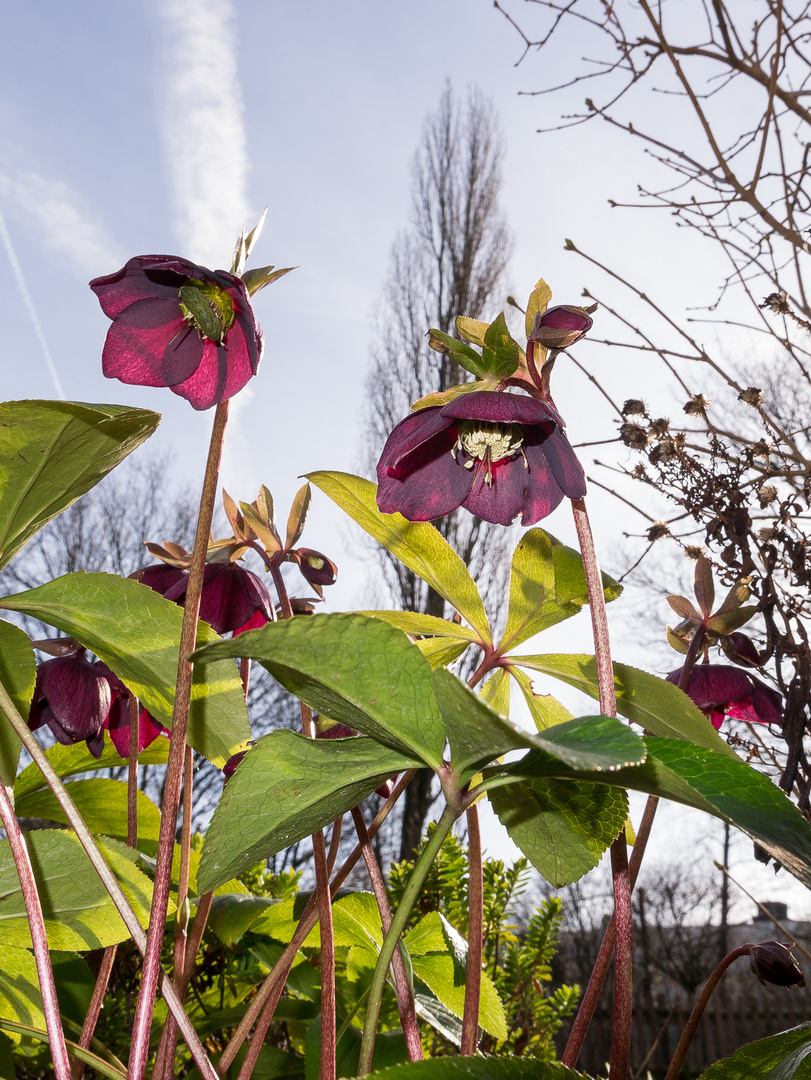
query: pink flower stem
270 563 336 1080
351 805 423 1062
0 782 71 1080
562 617 710 1068
154 745 195 1080
664 948 749 1080
217 771 416 1074
130 399 230 1080
461 803 484 1056
71 696 143 1080
571 498 632 1080
0 682 218 1079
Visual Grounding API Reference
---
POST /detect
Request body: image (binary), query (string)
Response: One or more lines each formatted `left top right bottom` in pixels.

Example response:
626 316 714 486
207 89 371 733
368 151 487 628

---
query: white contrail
0 205 65 400
154 0 250 267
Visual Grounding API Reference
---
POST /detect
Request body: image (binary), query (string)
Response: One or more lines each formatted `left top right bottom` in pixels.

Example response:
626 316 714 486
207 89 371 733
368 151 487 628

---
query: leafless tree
362 84 515 859
497 1 811 826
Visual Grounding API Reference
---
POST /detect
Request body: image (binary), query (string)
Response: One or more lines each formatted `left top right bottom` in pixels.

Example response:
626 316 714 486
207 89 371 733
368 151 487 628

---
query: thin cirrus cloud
0 170 122 278
153 0 251 269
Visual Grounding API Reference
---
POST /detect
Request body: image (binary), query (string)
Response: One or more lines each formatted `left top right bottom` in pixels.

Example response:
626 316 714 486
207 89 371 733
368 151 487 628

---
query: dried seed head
620 422 649 449
683 394 711 415
647 521 670 542
757 484 778 508
739 387 764 407
622 399 646 416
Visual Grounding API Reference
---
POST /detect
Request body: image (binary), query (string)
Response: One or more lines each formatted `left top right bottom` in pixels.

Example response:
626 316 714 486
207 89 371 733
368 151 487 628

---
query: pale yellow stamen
452 421 525 486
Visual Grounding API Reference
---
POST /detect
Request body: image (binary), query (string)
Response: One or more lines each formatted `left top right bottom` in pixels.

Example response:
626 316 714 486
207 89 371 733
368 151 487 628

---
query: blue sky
1 1 795 917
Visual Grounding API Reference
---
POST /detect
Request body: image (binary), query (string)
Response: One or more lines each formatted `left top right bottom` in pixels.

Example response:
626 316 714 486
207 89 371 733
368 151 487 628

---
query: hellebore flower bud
527 305 593 351
296 549 338 588
223 750 249 783
748 941 806 987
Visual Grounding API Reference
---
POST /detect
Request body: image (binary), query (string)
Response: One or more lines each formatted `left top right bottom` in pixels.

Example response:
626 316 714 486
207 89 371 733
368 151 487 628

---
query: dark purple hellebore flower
748 941 806 987
376 390 586 525
137 561 274 635
29 654 111 757
528 305 593 351
666 664 783 730
90 255 263 411
95 664 165 759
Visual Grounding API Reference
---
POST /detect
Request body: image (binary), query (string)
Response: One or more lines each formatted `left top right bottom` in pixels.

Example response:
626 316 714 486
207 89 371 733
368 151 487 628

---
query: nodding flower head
376 390 585 526
90 255 263 410
666 664 782 730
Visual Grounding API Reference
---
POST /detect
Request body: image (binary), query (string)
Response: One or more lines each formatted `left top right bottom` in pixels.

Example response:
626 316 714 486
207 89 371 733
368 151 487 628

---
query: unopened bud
527 305 593 350
748 941 806 987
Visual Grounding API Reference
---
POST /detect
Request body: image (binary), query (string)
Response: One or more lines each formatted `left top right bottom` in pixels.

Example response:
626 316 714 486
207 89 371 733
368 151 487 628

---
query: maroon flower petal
440 390 559 428
102 300 202 387
377 439 475 520
34 655 111 742
541 428 587 499
197 563 275 635
136 564 188 597
107 701 164 758
667 664 783 727
518 444 567 525
377 408 455 478
462 457 535 526
90 256 197 319
171 338 254 411
232 295 264 376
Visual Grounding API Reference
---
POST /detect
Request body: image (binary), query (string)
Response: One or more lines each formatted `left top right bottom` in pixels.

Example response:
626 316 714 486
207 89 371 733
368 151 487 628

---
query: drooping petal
106 700 164 758
197 563 275 634
136 564 187 597
542 428 587 499
35 655 111 743
377 437 475 521
518 444 567 525
101 298 203 387
377 408 454 478
90 255 197 319
170 338 253 411
462 456 534 526
232 295 264 376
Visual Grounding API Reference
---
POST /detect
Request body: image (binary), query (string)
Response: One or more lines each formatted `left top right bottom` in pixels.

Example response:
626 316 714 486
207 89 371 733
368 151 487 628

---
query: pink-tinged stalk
269 563 336 1080
571 498 631 1080
461 803 484 1056
664 948 749 1080
0 682 218 1079
563 622 708 1067
127 399 231 1080
218 770 417 1074
351 805 423 1061
71 698 143 1080
0 783 71 1080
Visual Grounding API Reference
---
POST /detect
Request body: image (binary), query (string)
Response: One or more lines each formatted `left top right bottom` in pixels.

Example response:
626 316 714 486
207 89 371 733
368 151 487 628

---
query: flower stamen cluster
453 421 527 485
178 279 236 345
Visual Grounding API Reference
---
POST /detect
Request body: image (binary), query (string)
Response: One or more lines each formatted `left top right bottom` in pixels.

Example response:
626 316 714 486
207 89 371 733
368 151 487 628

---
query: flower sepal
241 264 297 297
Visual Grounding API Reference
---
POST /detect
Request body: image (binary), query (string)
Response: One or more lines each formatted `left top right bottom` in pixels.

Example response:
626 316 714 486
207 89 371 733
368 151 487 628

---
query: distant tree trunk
362 84 514 860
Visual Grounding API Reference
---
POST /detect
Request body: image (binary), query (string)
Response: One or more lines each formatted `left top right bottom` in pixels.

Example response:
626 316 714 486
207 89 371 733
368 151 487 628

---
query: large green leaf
403 911 507 1040
0 619 34 784
698 1024 811 1079
0 945 45 1037
0 573 250 767
198 731 419 892
504 736 811 890
14 737 169 799
500 530 620 654
510 654 735 756
510 666 573 731
425 329 488 379
0 400 159 571
15 779 162 854
192 614 445 767
0 831 157 950
433 669 645 785
306 473 492 643
365 1056 585 1080
207 894 280 947
489 778 629 887
357 611 482 645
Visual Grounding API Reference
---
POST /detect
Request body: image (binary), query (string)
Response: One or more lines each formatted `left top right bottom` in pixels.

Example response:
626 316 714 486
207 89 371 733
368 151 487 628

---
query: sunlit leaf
193 613 446 767
0 573 250 767
307 473 492 643
198 731 419 892
480 313 521 379
14 737 169 799
0 401 159 571
525 279 553 341
0 620 33 784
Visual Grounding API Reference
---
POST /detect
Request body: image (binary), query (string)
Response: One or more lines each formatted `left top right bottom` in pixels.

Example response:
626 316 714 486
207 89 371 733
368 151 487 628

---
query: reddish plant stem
71 698 143 1080
218 770 416 1074
351 805 423 1062
461 803 483 1056
571 498 631 1080
0 783 71 1080
664 948 748 1080
269 564 336 1080
155 745 196 1080
326 817 343 876
129 399 230 1080
563 623 709 1068
0 685 218 1079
